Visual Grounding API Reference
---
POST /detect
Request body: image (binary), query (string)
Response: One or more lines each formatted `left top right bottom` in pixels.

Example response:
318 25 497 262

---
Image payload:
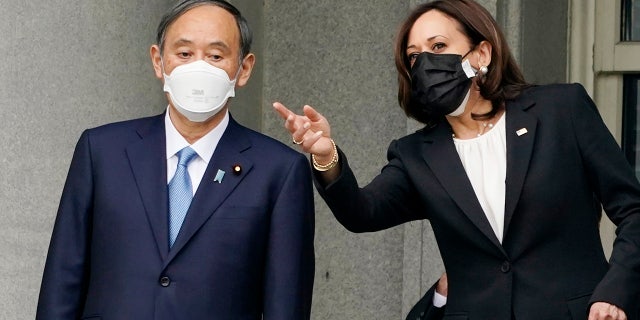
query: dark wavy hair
394 0 529 125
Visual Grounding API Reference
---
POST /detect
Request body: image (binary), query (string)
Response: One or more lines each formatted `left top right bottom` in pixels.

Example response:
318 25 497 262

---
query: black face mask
410 51 476 118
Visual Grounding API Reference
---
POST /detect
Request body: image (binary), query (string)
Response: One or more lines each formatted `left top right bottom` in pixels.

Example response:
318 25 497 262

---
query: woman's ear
475 40 493 70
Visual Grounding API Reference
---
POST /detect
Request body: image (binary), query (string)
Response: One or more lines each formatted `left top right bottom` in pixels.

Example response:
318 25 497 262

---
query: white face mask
447 59 478 117
163 60 239 122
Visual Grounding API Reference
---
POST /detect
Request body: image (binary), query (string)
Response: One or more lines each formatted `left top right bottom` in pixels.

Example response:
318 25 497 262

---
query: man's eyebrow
207 41 231 51
171 38 231 50
171 38 194 46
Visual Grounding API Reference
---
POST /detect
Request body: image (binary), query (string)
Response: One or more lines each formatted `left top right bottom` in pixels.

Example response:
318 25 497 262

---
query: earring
479 65 489 75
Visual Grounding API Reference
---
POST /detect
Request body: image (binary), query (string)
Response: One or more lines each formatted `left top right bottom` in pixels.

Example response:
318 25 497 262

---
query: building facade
1 0 638 318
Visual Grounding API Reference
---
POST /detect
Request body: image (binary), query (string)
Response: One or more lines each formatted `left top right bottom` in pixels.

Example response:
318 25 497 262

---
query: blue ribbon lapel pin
214 169 225 183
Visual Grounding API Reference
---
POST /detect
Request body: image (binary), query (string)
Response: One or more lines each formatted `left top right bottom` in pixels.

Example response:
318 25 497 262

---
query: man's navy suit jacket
36 113 315 319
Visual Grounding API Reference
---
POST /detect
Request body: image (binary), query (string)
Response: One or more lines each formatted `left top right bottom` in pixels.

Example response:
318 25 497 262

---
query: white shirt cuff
432 291 447 308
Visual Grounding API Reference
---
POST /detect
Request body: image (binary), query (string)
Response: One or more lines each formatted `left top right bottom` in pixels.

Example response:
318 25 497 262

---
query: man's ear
150 44 164 80
235 53 255 87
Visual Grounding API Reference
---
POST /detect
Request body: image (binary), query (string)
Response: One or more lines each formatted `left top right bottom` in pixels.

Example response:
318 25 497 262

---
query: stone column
261 1 411 318
0 1 170 318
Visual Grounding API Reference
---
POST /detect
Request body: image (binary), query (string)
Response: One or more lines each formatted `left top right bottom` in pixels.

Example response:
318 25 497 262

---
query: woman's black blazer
316 83 640 320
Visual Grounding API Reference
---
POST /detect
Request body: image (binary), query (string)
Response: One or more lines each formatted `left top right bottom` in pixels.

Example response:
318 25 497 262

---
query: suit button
159 276 171 287
501 261 511 273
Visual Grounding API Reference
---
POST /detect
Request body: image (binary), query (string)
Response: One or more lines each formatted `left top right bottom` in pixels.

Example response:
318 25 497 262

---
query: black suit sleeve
566 84 640 316
36 131 93 319
263 154 315 319
313 146 424 233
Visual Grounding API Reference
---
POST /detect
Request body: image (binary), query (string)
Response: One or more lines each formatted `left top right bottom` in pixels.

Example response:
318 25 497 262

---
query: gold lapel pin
232 164 242 175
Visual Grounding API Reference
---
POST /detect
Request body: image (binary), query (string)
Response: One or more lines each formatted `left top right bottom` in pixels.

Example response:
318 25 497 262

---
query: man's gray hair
156 0 252 59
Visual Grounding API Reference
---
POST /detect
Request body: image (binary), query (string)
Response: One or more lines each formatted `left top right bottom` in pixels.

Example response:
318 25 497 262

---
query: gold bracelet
312 138 339 172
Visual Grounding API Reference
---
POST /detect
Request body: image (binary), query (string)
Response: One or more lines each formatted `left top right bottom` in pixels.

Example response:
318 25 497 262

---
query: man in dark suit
36 1 315 319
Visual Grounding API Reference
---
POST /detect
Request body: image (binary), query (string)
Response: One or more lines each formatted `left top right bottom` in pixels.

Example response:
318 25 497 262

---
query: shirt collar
165 107 229 163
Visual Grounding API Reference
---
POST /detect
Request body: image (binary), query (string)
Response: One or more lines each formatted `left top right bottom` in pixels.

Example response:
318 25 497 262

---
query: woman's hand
436 273 448 297
589 302 627 320
272 102 334 163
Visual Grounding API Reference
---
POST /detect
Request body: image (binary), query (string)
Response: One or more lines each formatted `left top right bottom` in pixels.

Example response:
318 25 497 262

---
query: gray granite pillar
519 0 568 84
261 2 412 319
0 1 170 318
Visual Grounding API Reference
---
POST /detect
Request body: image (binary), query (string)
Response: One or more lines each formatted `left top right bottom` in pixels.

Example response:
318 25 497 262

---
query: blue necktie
168 146 198 248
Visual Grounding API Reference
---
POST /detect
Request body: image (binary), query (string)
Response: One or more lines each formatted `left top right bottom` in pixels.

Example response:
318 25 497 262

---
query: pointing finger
272 102 294 121
302 105 325 122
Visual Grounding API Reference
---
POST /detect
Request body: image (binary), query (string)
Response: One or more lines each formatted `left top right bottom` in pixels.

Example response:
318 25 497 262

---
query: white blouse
453 113 507 242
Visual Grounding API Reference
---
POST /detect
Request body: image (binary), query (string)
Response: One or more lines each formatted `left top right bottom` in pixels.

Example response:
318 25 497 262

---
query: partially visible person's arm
262 154 315 320
36 131 94 319
433 273 448 307
273 102 424 233
565 84 638 320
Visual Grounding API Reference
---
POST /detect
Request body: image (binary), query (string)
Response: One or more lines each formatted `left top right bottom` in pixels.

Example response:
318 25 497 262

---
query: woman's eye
432 43 446 52
408 53 419 63
178 52 190 58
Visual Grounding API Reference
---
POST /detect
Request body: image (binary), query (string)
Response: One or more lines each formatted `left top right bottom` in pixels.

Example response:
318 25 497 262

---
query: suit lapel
167 118 253 261
421 123 504 251
503 97 537 237
126 114 170 261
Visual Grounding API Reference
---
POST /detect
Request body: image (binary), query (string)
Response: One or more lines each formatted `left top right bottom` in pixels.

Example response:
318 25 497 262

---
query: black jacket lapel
421 122 505 252
503 97 537 237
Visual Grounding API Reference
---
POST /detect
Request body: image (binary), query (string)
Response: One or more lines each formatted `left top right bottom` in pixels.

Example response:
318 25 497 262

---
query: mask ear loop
231 56 246 82
231 64 243 82
160 58 169 77
461 45 476 60
462 46 485 79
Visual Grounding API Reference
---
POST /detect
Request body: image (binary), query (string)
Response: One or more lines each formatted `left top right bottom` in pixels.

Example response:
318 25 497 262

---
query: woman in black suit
273 0 639 319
